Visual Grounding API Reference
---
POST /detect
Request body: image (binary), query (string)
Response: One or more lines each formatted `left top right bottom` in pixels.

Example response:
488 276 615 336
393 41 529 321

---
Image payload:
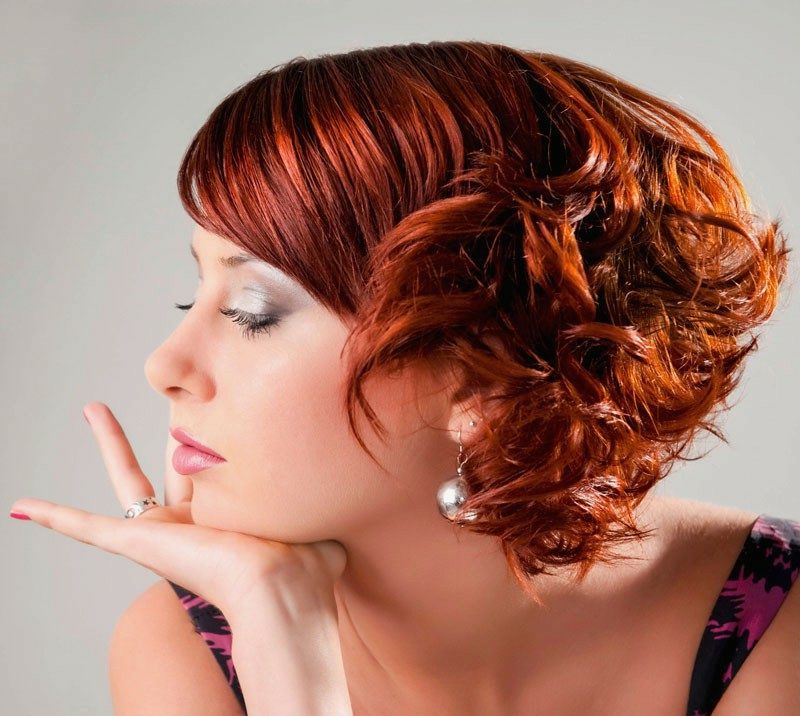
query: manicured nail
10 511 31 520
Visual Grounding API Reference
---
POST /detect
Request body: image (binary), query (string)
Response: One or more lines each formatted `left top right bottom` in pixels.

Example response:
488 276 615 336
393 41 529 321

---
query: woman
10 40 798 714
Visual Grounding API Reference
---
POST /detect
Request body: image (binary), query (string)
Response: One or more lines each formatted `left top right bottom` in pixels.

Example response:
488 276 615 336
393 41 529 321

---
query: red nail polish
10 511 31 520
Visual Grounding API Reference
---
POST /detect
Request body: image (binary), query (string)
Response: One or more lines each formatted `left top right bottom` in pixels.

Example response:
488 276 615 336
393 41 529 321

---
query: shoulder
640 494 761 576
646 494 760 543
709 512 800 713
109 579 245 716
651 496 800 712
632 494 761 592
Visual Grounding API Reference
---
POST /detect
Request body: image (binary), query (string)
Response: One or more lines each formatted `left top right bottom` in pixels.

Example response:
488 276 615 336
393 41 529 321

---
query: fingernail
83 407 90 424
10 511 31 520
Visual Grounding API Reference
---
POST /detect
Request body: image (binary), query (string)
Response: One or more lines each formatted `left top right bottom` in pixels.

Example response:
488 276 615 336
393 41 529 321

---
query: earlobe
446 399 483 447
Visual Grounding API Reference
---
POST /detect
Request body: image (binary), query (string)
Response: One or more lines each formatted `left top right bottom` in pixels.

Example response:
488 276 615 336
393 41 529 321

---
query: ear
440 330 509 446
444 386 483 448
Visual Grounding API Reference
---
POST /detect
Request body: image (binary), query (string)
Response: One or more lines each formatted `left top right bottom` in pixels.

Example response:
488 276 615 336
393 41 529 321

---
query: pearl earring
436 419 479 523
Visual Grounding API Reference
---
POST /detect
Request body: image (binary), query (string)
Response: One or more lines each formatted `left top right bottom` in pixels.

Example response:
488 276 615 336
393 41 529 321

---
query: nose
144 315 215 401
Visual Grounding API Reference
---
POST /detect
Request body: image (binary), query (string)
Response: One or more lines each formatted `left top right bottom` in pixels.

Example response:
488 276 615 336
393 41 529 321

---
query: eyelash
173 301 282 340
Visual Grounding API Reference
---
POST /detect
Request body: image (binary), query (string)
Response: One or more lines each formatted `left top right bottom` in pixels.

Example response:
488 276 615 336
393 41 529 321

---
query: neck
334 489 662 709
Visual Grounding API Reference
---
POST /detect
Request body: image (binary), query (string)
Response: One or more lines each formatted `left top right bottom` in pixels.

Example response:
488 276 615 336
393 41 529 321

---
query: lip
169 427 226 460
171 444 226 475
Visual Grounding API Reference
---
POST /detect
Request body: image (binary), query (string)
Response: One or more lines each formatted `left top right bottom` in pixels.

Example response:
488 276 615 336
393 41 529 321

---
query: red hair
176 40 792 601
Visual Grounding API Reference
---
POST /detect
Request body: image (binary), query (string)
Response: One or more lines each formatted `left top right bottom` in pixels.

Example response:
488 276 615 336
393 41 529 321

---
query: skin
10 221 792 713
140 224 684 713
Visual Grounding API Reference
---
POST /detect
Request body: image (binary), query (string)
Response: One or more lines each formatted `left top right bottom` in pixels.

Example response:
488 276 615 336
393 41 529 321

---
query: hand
8 401 348 621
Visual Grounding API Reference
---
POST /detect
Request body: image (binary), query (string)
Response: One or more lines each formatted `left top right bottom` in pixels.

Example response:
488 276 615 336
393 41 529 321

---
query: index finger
83 402 154 510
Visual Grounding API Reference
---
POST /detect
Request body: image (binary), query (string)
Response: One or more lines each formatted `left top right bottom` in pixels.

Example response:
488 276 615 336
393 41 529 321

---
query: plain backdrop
2 1 798 713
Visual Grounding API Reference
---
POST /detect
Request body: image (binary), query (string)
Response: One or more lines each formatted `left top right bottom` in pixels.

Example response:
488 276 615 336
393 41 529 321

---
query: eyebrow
190 242 259 269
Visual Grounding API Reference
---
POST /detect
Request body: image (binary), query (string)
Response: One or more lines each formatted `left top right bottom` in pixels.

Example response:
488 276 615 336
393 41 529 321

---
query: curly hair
176 40 792 602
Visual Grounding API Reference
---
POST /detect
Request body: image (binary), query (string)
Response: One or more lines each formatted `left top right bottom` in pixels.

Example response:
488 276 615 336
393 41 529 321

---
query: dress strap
686 513 800 715
167 580 247 713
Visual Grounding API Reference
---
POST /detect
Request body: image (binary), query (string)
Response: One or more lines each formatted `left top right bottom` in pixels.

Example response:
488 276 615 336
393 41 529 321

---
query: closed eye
174 301 282 340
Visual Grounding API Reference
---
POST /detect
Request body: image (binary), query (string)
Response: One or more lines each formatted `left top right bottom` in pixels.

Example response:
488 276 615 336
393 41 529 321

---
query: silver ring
124 496 160 519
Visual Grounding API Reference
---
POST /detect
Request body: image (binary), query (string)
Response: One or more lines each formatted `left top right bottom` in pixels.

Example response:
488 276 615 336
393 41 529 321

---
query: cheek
217 326 401 538
192 314 446 540
238 348 351 476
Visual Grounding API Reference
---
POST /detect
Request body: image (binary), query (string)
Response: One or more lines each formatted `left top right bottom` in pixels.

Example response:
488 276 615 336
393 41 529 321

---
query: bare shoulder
650 495 800 712
646 493 760 543
639 493 761 572
109 578 245 716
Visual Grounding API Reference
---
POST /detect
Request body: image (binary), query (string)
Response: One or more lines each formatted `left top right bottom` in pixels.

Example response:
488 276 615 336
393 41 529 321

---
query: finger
164 432 192 506
9 498 226 601
83 402 155 509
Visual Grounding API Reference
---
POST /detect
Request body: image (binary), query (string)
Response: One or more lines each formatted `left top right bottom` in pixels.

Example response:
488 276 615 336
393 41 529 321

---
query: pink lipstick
170 427 226 475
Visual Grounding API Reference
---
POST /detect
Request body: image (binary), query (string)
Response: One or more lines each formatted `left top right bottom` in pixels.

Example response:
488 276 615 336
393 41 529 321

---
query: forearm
228 579 353 716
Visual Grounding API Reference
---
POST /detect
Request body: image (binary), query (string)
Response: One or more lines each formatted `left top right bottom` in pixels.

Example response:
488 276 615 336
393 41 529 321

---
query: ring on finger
124 496 160 519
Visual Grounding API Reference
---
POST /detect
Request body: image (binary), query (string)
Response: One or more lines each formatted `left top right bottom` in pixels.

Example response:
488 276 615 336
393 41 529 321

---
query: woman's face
144 225 456 542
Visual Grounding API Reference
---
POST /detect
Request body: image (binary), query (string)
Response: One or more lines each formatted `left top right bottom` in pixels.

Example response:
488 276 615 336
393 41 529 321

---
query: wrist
227 568 336 629
227 578 352 716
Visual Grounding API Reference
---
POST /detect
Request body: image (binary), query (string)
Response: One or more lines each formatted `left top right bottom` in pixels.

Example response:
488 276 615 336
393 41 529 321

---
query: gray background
2 1 797 712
